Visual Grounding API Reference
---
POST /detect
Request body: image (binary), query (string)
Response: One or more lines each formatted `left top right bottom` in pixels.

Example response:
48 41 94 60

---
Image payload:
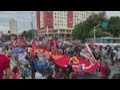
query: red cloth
88 41 95 46
100 64 108 78
50 39 54 47
32 40 38 56
17 36 22 45
38 49 99 73
0 54 10 79
23 36 27 45
10 36 15 47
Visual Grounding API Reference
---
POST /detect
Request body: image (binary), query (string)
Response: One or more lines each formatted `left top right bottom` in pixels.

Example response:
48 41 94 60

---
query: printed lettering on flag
80 43 97 65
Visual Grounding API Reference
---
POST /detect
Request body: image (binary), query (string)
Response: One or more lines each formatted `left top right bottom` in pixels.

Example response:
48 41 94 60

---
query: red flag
50 39 54 47
80 44 97 65
10 36 15 48
17 36 22 45
23 36 27 43
22 36 28 46
31 39 37 56
88 41 95 46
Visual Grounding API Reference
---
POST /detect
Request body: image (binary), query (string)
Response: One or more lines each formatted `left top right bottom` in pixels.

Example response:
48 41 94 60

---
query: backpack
106 67 111 76
37 61 46 74
21 67 30 78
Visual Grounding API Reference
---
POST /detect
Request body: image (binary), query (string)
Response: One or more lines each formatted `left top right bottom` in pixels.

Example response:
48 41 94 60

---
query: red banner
34 48 99 73
31 40 38 56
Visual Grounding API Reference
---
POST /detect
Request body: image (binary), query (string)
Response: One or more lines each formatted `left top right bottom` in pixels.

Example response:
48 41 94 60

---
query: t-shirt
116 51 120 59
113 50 117 53
35 72 44 79
0 48 2 54
100 64 108 78
66 64 73 74
36 61 46 74
0 54 10 79
18 52 27 62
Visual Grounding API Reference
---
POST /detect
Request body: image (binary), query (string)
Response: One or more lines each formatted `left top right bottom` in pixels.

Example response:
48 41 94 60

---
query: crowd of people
0 36 120 79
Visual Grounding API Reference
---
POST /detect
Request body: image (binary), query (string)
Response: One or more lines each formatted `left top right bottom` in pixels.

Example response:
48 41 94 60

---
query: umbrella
10 47 26 55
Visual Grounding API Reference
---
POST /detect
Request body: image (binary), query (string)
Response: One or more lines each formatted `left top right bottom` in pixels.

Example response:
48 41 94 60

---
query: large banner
34 47 99 73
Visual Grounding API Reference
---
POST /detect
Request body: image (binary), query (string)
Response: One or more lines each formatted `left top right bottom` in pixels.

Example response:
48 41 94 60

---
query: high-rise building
0 31 3 38
9 18 17 35
36 11 102 40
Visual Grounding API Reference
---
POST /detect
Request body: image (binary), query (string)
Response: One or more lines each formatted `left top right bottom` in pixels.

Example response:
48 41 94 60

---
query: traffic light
101 21 108 29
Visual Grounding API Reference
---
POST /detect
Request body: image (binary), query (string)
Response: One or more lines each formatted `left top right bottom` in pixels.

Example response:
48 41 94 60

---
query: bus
113 37 120 43
86 37 113 43
86 37 120 46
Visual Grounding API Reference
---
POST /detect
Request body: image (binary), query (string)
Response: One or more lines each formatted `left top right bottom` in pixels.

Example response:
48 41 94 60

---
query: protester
116 49 120 68
66 61 73 77
35 68 44 79
100 61 111 79
45 67 54 79
69 72 78 79
110 49 116 66
29 57 37 79
112 73 120 79
21 64 31 79
0 54 11 79
12 66 21 79
4 36 120 79
78 65 85 79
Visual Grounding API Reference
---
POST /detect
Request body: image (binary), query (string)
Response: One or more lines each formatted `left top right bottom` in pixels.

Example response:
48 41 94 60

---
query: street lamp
93 21 108 42
30 12 34 39
94 24 101 42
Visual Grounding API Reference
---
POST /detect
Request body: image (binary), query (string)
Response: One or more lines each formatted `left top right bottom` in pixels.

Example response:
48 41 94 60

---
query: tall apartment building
36 11 102 40
9 18 17 35
0 31 3 38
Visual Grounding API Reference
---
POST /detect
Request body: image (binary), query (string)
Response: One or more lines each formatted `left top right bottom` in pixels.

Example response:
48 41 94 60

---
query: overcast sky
0 11 120 33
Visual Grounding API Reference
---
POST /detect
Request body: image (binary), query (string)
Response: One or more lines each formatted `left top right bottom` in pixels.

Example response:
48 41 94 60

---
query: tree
2 34 10 41
107 16 120 37
72 22 89 41
21 29 35 40
88 28 112 38
2 33 18 41
85 12 107 31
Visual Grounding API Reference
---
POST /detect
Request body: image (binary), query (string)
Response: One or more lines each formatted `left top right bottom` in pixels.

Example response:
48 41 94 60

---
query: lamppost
30 12 34 39
93 21 108 42
93 24 101 42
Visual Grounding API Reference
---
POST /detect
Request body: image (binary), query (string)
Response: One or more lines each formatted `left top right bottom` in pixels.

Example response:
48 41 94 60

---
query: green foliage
21 29 35 41
2 34 10 41
88 28 112 38
72 22 89 41
72 12 120 41
85 12 107 31
107 16 120 37
2 33 17 41
72 12 107 41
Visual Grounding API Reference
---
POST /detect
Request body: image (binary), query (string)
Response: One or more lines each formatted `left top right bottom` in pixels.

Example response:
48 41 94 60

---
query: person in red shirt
100 61 109 79
0 54 11 79
12 66 21 79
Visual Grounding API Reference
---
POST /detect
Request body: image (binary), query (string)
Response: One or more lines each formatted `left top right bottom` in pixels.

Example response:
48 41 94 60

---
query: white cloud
106 11 120 17
0 25 9 33
0 11 36 34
